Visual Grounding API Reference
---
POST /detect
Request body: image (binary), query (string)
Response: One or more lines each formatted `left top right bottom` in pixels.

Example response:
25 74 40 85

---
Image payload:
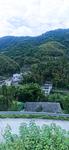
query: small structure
12 73 22 82
19 103 25 106
42 81 53 95
5 78 12 86
25 102 61 113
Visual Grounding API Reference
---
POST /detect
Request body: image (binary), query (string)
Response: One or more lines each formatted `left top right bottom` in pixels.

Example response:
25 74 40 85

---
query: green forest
0 29 69 148
0 54 20 76
0 29 69 75
0 29 69 113
0 83 69 113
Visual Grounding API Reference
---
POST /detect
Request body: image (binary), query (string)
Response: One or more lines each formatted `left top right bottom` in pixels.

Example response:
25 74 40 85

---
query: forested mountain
0 36 30 50
0 54 20 75
0 28 69 50
0 28 69 76
0 29 68 49
0 28 69 67
37 41 66 57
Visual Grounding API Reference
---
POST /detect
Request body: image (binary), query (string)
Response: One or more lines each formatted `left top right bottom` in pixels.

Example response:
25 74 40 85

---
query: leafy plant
0 120 69 149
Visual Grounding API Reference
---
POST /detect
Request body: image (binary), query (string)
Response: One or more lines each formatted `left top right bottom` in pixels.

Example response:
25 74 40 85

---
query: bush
48 93 66 109
64 94 69 113
0 120 69 149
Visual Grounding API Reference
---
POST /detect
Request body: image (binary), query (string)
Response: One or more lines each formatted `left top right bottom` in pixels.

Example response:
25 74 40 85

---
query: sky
0 0 69 37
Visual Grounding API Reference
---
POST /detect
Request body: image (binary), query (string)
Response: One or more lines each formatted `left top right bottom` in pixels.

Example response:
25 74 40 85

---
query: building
42 81 53 95
5 78 12 86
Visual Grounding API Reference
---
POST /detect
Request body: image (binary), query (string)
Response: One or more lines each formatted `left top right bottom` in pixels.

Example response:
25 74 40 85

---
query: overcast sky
0 0 69 37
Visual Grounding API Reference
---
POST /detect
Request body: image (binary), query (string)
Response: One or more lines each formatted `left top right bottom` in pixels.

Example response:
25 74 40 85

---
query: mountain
0 28 69 67
38 41 67 57
0 54 20 76
0 36 31 50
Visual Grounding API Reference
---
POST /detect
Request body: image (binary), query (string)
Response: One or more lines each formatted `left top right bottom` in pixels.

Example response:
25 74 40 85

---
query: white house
5 78 12 86
12 73 22 82
42 81 53 95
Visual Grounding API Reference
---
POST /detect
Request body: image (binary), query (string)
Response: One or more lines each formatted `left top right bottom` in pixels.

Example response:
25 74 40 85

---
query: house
42 81 53 95
5 78 12 86
12 73 22 82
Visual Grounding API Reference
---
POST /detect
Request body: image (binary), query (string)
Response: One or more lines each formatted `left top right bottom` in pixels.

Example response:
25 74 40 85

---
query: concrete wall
25 102 61 113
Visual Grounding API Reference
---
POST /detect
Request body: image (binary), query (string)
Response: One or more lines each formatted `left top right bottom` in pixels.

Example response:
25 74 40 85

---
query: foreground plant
0 120 69 150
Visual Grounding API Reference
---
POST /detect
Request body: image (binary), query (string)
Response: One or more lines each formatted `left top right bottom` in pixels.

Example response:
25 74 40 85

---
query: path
0 111 69 117
52 89 69 93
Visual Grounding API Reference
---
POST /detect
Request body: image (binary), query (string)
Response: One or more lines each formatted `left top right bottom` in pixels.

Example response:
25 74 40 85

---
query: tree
16 83 45 102
0 95 8 110
64 94 69 113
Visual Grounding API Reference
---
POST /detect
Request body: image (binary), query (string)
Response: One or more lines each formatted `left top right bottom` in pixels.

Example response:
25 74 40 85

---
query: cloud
0 0 69 37
10 26 33 36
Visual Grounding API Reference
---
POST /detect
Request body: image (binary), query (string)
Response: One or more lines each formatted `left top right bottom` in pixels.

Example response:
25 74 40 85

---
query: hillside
0 54 20 76
0 28 69 67
0 36 31 50
38 41 66 57
0 28 69 49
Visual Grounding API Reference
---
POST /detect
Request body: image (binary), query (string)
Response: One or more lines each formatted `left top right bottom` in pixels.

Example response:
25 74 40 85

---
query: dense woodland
21 58 69 89
0 54 20 76
0 29 69 68
0 29 69 112
0 84 69 113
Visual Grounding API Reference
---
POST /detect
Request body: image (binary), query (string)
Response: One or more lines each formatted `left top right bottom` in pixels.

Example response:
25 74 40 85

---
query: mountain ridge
0 28 69 50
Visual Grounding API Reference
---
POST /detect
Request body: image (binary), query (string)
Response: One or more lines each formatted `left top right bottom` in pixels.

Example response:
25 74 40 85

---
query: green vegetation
0 84 69 113
0 83 45 111
22 59 69 89
0 54 20 76
0 85 24 111
0 29 69 78
0 29 69 113
0 29 69 69
0 120 69 149
16 83 46 102
38 41 66 57
0 114 69 120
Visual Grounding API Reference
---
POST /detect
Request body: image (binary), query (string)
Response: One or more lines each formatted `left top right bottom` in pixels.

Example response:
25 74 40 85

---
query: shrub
0 120 69 149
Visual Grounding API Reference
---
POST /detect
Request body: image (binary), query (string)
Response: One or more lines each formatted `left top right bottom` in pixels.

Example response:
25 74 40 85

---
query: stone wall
25 102 61 113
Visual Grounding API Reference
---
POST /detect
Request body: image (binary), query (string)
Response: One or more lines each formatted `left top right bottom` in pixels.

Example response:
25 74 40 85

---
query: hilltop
0 28 69 74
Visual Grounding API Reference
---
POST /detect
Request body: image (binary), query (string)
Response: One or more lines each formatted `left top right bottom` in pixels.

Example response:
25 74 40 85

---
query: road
52 89 69 93
0 111 69 117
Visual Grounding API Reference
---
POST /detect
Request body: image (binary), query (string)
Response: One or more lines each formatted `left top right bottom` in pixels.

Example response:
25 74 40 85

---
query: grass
13 101 22 105
0 114 69 121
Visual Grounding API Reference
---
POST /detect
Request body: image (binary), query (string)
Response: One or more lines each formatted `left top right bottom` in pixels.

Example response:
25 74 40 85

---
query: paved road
52 89 69 93
0 118 69 143
0 111 69 117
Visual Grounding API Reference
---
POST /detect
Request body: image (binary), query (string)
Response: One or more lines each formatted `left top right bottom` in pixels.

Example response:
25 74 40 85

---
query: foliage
47 93 66 109
0 95 8 110
38 41 66 57
0 54 20 76
0 29 69 69
64 94 69 113
22 60 69 89
0 85 21 111
0 114 69 120
0 120 69 149
15 83 46 102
